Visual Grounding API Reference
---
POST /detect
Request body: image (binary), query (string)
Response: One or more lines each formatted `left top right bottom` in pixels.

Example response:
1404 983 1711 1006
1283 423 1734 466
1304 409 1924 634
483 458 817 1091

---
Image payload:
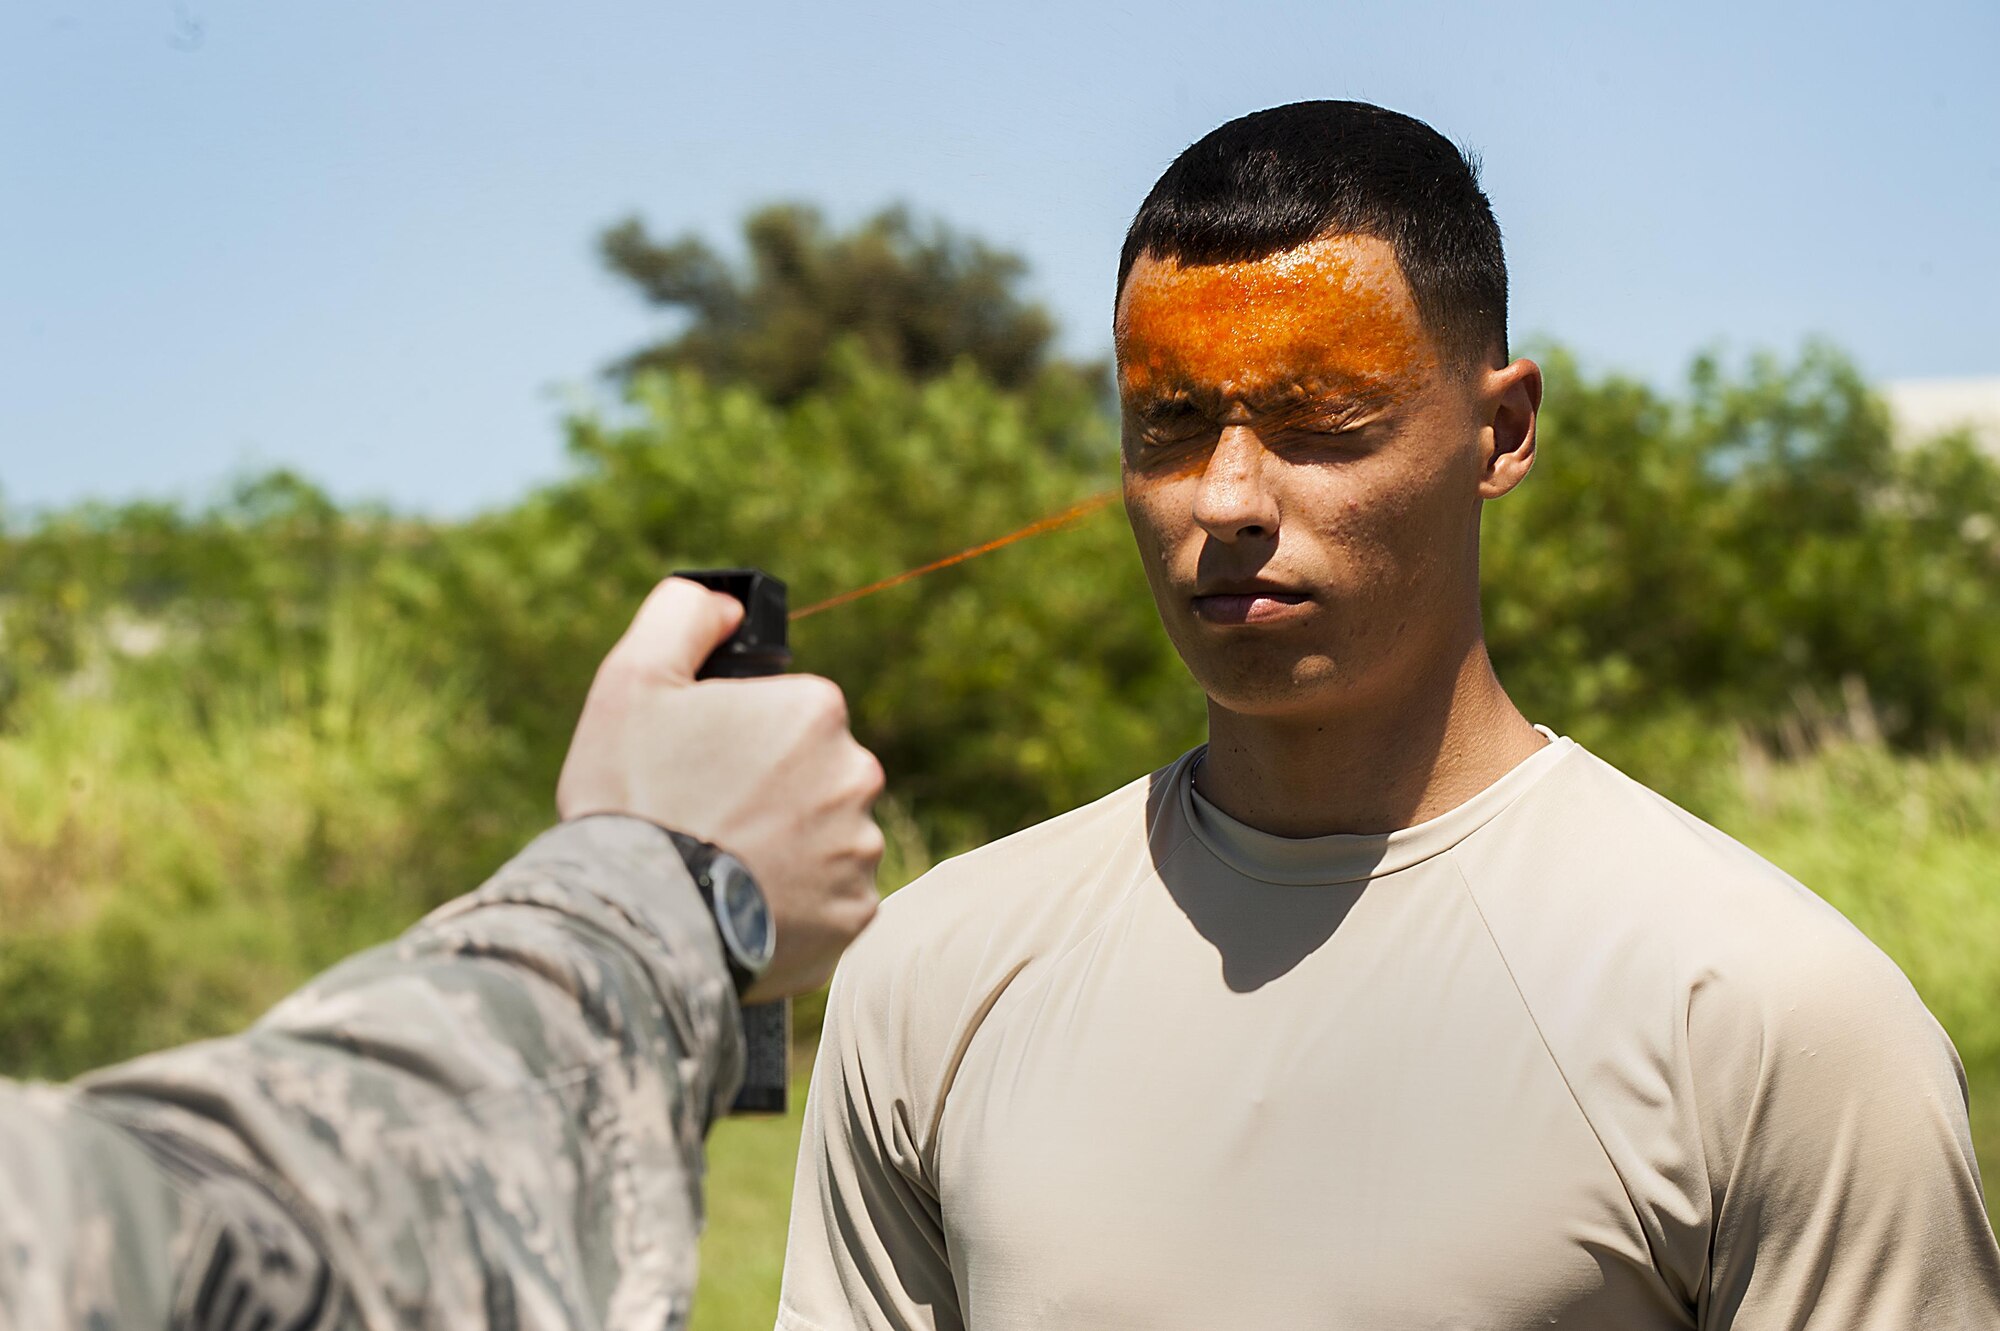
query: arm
1 815 740 1331
0 577 886 1331
1694 935 2000 1328
776 928 960 1331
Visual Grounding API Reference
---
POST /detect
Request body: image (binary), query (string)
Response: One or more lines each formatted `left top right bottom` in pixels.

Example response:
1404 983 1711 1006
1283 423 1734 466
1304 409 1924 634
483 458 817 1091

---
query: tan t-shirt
778 738 2000 1329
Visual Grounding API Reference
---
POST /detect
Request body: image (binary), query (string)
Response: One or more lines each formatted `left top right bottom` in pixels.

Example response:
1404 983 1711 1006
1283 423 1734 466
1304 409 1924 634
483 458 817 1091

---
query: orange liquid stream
789 489 1120 621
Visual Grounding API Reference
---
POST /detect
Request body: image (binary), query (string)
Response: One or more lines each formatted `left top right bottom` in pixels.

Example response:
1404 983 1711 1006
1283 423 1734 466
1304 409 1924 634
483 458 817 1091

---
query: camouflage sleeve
0 814 747 1331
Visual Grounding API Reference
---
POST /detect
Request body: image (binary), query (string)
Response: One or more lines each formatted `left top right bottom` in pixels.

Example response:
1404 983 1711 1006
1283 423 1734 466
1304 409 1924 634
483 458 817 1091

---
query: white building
1882 377 2000 456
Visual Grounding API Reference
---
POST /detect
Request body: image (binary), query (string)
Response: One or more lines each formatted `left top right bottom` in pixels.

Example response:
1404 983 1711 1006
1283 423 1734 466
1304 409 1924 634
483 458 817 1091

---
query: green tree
427 347 1196 845
600 203 1094 403
1482 342 2000 767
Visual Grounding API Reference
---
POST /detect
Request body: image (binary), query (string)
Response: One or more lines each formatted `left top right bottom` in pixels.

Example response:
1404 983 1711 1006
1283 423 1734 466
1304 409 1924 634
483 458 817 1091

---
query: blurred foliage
601 203 1101 404
1485 342 2000 770
0 472 451 731
8 338 1993 857
0 596 532 1076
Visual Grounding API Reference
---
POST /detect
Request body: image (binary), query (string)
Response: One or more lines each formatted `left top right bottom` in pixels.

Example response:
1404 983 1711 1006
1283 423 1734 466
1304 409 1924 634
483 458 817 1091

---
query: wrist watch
668 832 776 997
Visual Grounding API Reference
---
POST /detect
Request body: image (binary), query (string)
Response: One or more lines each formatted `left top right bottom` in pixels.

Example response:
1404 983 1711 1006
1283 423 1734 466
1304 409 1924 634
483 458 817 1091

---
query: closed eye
1255 404 1382 449
1282 415 1374 441
1124 389 1387 455
1133 400 1216 446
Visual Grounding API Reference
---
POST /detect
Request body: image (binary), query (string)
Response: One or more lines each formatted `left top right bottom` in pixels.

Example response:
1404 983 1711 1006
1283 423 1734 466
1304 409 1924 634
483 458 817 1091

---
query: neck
1196 635 1545 838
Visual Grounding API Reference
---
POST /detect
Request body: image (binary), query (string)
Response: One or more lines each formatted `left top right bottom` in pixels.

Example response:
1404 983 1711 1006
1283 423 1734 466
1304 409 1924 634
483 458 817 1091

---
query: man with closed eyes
775 100 2000 1330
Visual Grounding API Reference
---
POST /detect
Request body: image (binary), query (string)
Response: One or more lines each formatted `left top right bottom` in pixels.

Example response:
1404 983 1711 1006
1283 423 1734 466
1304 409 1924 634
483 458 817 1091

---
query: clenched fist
557 577 885 1001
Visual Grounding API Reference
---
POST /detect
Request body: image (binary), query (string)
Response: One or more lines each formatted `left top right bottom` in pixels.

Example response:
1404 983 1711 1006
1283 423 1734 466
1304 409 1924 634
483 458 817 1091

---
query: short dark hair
1118 101 1508 371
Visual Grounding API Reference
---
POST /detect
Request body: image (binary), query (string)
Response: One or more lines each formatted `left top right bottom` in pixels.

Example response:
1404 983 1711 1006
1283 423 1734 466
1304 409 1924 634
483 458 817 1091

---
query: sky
4 0 1996 516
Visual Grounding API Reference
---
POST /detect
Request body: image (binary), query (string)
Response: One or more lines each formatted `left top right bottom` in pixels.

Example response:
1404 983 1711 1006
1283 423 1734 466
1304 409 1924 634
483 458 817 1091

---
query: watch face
713 855 775 972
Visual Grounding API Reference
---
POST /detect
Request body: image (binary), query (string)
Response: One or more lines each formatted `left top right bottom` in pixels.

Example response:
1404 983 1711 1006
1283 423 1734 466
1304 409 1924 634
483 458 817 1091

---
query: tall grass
0 603 532 1076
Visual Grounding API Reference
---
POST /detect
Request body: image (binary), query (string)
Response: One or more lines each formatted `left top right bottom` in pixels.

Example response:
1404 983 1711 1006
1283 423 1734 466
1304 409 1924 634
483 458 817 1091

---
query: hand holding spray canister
676 568 792 1114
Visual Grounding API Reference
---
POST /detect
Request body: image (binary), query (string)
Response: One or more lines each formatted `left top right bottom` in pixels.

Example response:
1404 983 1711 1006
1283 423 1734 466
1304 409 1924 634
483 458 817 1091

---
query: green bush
8 342 1994 856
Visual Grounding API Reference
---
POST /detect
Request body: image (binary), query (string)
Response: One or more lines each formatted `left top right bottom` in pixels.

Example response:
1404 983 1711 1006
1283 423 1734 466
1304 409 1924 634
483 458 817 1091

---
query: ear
1476 357 1541 500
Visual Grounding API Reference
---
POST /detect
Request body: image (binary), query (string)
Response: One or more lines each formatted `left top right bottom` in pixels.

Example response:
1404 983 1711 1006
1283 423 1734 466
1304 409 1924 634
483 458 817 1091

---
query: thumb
617 577 747 683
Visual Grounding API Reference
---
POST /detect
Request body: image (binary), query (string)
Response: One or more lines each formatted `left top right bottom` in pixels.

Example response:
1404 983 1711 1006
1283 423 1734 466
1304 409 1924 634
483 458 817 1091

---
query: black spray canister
675 568 792 1114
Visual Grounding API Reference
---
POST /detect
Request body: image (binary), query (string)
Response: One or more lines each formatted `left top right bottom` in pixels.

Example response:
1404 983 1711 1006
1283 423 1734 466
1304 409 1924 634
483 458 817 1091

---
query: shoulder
1462 744 1902 985
1460 746 1960 1162
1470 744 1942 1034
817 757 1180 1108
838 759 1173 999
1454 744 1966 1291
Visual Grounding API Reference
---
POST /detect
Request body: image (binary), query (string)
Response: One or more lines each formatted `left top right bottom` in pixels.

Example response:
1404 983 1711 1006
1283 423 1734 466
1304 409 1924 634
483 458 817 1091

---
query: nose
1192 425 1279 543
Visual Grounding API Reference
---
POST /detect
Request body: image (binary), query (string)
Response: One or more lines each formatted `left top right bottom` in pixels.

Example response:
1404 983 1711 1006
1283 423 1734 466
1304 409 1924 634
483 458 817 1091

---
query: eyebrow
1129 375 1393 415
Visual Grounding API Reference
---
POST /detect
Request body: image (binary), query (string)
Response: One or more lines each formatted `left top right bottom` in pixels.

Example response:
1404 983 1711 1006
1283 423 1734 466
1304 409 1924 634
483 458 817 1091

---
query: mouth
1189 583 1314 626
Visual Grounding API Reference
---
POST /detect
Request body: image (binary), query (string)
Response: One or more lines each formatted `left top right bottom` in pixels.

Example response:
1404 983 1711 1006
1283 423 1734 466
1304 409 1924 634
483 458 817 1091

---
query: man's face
1116 234 1505 719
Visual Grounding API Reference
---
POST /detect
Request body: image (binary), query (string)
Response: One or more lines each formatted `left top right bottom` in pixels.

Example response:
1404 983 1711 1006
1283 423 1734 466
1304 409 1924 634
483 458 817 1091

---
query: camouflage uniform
0 815 746 1331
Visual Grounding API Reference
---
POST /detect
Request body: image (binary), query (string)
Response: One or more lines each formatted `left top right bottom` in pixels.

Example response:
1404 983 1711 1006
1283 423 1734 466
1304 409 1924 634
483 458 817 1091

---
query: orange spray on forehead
1114 234 1437 423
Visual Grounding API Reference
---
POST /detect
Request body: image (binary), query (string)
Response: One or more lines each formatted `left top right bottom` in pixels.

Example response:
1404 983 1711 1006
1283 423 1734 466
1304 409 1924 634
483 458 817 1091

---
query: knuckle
799 675 850 726
634 577 680 616
853 748 887 799
631 577 695 630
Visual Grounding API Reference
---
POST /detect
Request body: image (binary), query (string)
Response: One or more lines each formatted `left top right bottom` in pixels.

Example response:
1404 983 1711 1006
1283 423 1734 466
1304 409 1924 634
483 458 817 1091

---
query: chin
1187 650 1349 719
